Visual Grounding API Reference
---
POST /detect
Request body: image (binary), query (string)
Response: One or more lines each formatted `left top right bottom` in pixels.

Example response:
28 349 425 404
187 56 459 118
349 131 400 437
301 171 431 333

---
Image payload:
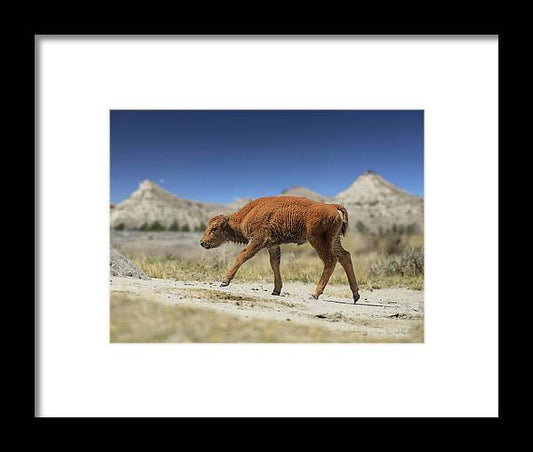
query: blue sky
111 110 423 204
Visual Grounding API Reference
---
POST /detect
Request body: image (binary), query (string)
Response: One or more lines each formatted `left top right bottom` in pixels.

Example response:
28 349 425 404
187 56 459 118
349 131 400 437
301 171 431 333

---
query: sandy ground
110 276 424 342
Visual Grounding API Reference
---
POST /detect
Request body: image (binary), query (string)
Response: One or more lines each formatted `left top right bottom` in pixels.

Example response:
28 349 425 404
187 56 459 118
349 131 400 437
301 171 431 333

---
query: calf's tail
334 205 349 236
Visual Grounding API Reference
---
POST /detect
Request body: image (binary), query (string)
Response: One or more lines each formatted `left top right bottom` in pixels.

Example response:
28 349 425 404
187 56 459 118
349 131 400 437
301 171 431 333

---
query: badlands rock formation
280 186 333 202
110 180 232 229
335 171 423 233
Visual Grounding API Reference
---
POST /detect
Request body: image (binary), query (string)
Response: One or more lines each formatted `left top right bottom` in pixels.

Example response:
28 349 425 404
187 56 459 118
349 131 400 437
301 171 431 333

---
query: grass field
118 230 424 290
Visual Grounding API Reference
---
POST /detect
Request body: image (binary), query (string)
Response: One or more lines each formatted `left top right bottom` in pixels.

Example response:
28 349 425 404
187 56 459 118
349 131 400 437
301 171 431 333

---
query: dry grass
126 231 424 290
110 293 422 343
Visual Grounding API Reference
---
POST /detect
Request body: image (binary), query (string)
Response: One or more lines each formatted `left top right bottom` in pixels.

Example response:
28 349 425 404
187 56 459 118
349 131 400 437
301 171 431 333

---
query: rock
110 248 149 279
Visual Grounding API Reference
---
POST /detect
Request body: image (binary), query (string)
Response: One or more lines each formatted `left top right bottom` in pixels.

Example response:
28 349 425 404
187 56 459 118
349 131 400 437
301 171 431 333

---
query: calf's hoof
309 294 319 300
271 290 281 296
220 281 230 287
353 292 360 304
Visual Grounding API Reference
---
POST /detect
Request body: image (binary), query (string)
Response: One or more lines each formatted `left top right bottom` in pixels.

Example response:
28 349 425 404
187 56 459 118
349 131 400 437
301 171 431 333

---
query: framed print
35 34 499 417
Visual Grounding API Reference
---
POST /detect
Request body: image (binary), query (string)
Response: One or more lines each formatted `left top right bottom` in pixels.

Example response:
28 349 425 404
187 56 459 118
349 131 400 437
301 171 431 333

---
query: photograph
110 110 424 343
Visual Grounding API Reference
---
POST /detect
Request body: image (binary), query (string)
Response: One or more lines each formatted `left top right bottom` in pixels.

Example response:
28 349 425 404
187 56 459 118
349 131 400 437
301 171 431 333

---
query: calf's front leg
220 241 264 287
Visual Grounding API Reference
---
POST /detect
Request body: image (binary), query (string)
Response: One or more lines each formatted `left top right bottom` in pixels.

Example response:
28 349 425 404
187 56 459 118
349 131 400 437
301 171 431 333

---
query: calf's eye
211 227 217 232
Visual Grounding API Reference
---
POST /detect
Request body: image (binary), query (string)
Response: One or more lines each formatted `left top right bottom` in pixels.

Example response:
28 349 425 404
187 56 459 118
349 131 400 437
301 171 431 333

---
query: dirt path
110 277 424 342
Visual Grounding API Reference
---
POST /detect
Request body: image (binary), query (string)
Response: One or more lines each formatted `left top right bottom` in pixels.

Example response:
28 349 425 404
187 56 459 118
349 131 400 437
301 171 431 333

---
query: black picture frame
28 24 504 424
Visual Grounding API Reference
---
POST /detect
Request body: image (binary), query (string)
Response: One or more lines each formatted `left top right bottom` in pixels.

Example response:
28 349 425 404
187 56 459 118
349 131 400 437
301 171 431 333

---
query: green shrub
168 220 180 231
355 220 369 234
148 221 165 231
181 223 191 232
114 223 125 231
195 221 207 232
139 222 148 231
370 246 424 277
406 223 417 235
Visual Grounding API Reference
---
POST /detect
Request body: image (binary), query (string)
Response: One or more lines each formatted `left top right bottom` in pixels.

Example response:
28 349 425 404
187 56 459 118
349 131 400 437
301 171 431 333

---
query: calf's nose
200 240 206 247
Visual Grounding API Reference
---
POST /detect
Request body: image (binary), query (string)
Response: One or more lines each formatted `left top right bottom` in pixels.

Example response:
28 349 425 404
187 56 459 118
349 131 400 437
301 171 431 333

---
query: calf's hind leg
309 238 337 300
333 237 360 303
268 246 282 295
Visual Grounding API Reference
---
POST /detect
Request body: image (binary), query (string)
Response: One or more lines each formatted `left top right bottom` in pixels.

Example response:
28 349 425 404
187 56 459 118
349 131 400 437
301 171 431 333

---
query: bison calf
200 196 360 303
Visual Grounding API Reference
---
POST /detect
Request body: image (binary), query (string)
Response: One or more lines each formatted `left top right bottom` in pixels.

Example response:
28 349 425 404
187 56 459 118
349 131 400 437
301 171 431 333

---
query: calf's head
200 215 229 249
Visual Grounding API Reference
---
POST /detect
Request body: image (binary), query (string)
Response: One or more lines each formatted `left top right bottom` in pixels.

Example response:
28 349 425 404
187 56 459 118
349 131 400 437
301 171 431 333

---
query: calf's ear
221 215 229 228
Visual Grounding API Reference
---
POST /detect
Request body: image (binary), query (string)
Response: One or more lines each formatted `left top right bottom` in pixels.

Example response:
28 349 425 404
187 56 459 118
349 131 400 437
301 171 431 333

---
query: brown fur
200 196 360 302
